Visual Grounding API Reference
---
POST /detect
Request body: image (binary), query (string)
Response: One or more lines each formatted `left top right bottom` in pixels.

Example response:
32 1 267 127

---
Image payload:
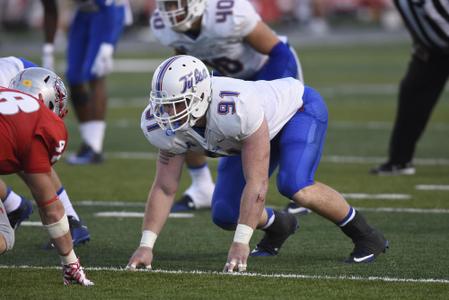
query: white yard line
416 184 449 191
21 212 193 227
73 201 449 214
20 221 42 227
94 211 194 218
71 151 449 166
342 193 410 200
0 265 448 284
358 207 449 214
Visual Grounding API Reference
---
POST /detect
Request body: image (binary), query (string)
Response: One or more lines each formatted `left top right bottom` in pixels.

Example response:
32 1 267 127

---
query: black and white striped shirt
395 0 449 51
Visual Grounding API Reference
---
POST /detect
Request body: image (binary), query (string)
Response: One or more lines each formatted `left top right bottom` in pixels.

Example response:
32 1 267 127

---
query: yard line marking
330 121 449 131
342 193 410 200
78 200 145 207
72 201 449 214
358 207 449 214
21 221 42 227
67 151 449 166
1 265 448 284
20 212 193 227
323 155 449 165
416 184 449 191
95 211 194 218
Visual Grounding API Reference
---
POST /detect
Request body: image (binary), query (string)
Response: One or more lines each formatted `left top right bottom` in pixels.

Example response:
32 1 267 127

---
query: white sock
60 249 78 265
3 188 22 213
189 163 213 187
79 121 106 153
57 187 80 221
184 163 215 208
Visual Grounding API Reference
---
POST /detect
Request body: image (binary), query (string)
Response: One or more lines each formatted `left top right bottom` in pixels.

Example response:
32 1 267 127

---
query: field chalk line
0 265 448 284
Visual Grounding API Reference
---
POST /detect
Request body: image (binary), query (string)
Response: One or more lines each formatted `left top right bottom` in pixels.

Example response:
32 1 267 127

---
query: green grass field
1 40 449 299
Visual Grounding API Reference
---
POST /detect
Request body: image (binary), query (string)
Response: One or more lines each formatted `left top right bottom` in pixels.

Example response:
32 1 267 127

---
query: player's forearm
142 185 176 234
238 179 268 229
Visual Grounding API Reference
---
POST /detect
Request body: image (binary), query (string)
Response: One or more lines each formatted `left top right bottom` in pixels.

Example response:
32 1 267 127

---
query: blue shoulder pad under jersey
253 41 298 81
18 57 37 69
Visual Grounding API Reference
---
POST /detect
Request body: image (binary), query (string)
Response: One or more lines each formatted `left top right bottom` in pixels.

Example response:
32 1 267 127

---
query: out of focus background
1 1 449 298
0 0 405 55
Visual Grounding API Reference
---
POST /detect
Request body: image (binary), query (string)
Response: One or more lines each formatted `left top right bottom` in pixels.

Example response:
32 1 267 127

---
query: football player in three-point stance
150 0 307 215
0 56 91 247
127 55 388 272
0 67 93 286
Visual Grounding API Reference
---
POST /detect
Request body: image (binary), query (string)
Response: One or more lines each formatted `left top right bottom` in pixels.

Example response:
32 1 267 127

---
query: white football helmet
9 67 68 118
149 55 212 132
156 0 206 32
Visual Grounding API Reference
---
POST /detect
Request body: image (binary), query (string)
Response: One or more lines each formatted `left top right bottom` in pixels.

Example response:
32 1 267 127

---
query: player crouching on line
0 67 93 286
127 55 388 272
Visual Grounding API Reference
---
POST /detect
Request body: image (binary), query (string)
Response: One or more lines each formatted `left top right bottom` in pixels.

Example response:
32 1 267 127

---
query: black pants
388 45 449 164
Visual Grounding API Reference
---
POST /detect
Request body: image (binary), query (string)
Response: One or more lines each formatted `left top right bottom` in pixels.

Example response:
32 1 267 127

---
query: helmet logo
179 68 208 93
22 80 33 87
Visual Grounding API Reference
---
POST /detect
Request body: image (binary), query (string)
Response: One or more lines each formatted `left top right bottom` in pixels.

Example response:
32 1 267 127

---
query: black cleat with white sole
251 210 298 257
345 229 389 263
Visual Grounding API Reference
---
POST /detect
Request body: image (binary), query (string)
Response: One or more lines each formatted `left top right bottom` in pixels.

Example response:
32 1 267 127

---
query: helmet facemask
157 0 206 32
150 86 209 132
149 55 212 132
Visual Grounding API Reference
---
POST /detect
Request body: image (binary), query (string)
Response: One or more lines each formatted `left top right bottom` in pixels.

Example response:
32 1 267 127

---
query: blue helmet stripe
156 56 181 92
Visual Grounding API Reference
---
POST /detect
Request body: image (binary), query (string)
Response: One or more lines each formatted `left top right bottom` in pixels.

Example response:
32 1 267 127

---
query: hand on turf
126 246 153 271
223 242 250 273
91 43 114 77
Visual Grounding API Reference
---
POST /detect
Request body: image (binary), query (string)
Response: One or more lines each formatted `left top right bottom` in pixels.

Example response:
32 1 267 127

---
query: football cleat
283 200 312 215
66 143 103 165
7 197 33 230
251 210 299 257
370 162 415 176
63 258 94 286
68 216 91 246
345 229 389 263
170 195 196 212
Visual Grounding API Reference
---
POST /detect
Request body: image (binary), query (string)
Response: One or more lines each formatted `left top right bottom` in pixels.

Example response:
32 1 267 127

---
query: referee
372 0 449 175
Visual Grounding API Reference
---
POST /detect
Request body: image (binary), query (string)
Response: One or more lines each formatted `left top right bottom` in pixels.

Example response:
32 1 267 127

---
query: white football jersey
141 77 304 156
0 57 25 87
150 0 268 79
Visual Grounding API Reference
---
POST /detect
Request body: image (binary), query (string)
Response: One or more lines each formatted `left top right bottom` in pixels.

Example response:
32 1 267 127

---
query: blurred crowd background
0 0 403 37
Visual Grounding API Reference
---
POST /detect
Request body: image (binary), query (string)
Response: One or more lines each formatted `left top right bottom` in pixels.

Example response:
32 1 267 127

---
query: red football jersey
0 87 68 174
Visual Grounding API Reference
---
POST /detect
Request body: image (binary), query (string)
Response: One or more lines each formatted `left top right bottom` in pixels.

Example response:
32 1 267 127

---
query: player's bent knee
211 201 238 231
278 177 314 200
0 227 15 254
43 213 70 239
70 87 90 107
290 184 317 208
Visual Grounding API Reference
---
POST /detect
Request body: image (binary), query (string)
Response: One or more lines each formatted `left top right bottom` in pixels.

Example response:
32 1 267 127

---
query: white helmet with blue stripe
149 55 211 132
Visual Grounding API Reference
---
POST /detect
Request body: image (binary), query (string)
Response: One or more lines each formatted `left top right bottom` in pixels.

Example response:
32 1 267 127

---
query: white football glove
42 43 55 70
91 43 114 77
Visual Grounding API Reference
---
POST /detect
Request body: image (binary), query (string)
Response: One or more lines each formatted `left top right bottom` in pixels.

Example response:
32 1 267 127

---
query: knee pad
277 175 313 199
43 213 70 239
211 200 238 231
0 223 14 252
70 87 90 108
